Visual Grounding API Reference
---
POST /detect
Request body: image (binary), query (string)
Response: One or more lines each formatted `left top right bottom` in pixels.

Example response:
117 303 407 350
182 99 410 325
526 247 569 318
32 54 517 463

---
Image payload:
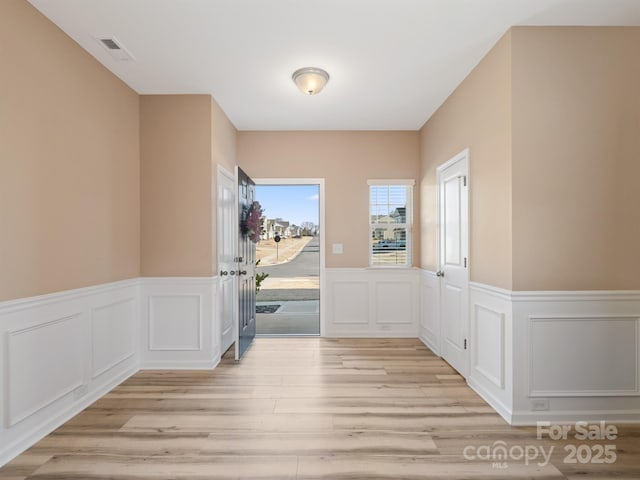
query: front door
218 167 236 355
235 167 257 360
438 150 469 377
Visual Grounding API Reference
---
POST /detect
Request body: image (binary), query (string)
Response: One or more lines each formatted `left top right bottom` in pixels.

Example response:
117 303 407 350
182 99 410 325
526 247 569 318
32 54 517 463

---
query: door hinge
463 175 467 187
464 338 468 350
463 257 467 268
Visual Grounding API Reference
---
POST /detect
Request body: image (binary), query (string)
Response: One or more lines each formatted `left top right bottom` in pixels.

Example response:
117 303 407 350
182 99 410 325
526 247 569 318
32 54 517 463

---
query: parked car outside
373 239 406 251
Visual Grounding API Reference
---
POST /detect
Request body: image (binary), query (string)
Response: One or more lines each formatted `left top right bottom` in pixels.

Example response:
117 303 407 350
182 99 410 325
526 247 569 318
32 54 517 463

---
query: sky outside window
256 185 319 226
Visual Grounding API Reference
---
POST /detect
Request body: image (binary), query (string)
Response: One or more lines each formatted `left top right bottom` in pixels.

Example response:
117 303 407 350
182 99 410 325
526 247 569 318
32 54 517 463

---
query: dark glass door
235 167 256 360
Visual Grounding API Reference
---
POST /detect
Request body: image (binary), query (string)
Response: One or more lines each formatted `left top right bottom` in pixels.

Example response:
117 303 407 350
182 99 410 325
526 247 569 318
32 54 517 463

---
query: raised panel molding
472 304 504 389
331 281 369 325
92 298 136 378
375 282 413 325
528 315 640 397
140 277 219 370
148 295 202 351
6 314 84 426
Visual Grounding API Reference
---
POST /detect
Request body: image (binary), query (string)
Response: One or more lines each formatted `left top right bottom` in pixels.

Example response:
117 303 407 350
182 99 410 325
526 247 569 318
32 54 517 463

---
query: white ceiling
29 0 640 131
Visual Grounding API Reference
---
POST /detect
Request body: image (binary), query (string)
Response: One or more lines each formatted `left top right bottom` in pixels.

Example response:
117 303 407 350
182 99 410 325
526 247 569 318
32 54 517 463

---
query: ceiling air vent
96 37 135 62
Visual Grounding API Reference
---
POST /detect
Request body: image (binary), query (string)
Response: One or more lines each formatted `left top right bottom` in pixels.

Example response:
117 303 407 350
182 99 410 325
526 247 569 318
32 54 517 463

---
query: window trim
367 180 415 268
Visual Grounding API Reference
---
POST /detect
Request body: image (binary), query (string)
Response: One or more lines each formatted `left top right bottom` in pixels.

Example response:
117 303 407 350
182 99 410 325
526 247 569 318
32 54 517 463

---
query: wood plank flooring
1 338 639 479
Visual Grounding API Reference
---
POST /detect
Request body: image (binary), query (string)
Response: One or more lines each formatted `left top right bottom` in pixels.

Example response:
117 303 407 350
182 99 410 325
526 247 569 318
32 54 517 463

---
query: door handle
220 270 228 276
238 270 247 276
436 271 444 277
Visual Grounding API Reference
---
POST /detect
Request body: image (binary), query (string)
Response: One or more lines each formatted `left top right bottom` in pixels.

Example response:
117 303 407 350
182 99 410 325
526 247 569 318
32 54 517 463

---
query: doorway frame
253 178 326 337
436 148 470 376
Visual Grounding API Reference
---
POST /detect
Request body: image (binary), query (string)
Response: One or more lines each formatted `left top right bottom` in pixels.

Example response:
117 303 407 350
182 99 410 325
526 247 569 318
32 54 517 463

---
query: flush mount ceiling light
292 67 330 95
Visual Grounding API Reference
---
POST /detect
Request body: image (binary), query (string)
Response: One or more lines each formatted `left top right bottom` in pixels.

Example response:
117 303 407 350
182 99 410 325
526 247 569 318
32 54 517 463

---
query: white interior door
218 167 237 355
438 150 469 378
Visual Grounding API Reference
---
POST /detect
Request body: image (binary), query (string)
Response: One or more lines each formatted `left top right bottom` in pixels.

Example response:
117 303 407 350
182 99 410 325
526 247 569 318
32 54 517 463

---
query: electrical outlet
531 398 549 411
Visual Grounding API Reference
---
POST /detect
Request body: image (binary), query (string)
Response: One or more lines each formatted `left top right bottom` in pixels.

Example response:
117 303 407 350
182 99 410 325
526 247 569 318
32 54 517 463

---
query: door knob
229 271 236 276
238 270 247 276
436 271 444 277
220 270 228 276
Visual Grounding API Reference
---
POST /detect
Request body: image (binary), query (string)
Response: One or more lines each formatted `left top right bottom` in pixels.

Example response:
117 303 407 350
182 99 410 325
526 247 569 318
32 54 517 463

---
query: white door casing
437 149 469 378
254 178 327 337
218 167 237 355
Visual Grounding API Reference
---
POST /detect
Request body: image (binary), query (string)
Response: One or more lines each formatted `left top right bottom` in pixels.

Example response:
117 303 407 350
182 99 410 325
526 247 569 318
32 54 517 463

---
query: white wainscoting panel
7 314 84 426
140 277 219 369
375 281 414 325
92 298 136 379
149 295 202 351
529 315 639 397
426 281 640 425
325 268 419 337
512 291 640 425
474 305 504 389
467 283 513 423
331 280 369 325
419 270 440 355
0 279 139 467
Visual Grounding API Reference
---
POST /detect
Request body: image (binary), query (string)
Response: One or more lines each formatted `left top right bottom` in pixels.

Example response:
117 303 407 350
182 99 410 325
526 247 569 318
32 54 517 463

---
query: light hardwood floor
1 338 639 479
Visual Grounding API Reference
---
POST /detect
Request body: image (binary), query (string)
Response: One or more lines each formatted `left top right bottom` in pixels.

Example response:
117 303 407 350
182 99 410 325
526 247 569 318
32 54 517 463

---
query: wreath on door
241 201 263 243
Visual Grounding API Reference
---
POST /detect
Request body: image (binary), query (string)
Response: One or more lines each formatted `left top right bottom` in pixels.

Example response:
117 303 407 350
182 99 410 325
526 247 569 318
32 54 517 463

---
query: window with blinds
368 181 413 267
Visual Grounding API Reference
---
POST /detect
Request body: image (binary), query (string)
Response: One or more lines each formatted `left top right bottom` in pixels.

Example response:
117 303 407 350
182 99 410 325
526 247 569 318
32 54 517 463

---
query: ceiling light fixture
292 67 330 95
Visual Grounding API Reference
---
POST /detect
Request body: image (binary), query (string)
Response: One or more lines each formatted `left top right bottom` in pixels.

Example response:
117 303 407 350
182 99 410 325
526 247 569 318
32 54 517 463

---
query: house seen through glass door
255 184 320 335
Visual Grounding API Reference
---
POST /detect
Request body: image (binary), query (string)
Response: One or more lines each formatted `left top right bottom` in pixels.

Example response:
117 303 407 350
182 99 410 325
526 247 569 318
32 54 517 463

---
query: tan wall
211 97 238 273
237 131 420 268
419 32 513 289
0 0 140 301
140 95 213 276
511 27 640 290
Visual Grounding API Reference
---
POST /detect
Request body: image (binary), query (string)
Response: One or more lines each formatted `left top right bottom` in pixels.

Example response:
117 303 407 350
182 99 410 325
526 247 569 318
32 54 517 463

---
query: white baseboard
467 376 512 424
0 366 137 466
510 410 640 426
140 357 221 370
